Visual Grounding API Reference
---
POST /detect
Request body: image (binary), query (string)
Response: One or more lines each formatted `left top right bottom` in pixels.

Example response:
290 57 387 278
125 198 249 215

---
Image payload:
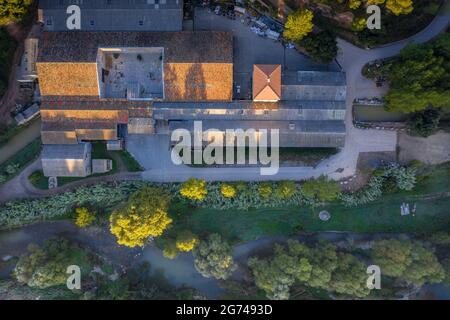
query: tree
14 238 74 289
109 187 172 247
384 37 450 113
74 207 96 228
372 239 445 286
176 230 199 252
385 0 414 16
406 108 442 137
301 31 338 64
220 183 236 198
283 9 314 42
352 17 367 32
162 240 179 260
307 242 338 289
0 0 32 24
442 259 450 286
275 181 296 199
180 178 208 201
328 252 370 298
372 239 413 277
193 234 236 280
248 241 312 300
302 176 340 202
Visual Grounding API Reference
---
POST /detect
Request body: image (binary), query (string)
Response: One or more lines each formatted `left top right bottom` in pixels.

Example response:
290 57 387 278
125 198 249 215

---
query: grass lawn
110 150 143 172
168 163 450 243
0 138 41 186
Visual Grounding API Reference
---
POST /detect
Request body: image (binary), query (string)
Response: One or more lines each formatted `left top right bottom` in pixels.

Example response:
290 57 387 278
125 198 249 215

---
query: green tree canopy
301 31 338 64
193 234 237 280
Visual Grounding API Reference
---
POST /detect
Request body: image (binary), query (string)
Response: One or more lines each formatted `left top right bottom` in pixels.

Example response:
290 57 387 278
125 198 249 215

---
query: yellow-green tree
180 178 208 201
110 187 172 247
283 9 314 42
176 230 199 252
385 0 413 15
74 207 96 228
220 183 236 198
349 0 362 9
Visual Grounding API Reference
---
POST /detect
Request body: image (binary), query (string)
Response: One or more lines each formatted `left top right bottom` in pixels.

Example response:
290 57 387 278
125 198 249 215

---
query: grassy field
168 163 450 243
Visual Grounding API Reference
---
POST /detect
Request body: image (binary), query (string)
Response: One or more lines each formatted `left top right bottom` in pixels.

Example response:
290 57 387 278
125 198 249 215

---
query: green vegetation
384 33 450 114
74 207 96 228
112 150 143 172
13 238 93 289
279 147 338 165
0 138 41 186
301 31 338 64
309 0 441 47
247 236 446 300
109 186 173 247
302 176 341 203
0 0 33 25
0 117 39 147
0 26 16 98
406 107 442 137
193 233 237 280
283 9 314 42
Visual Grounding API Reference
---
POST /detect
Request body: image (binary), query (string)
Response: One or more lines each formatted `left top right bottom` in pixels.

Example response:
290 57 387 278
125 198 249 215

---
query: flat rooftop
98 47 164 100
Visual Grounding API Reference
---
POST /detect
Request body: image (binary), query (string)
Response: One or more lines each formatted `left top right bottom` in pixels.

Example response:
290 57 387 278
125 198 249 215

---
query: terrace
97 47 164 100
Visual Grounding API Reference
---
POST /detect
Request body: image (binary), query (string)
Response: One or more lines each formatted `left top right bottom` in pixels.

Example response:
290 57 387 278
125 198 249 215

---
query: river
0 221 449 299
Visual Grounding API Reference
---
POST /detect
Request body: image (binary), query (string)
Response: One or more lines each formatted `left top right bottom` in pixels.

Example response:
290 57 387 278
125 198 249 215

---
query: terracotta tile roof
253 64 281 102
164 63 233 101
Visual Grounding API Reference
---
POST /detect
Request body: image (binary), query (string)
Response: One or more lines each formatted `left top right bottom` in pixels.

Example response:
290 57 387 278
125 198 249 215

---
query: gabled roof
253 65 281 102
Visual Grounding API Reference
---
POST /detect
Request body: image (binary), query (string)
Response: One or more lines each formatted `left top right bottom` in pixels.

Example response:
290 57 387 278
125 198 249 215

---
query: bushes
383 164 417 191
220 183 236 199
339 175 384 207
74 207 96 228
275 181 296 200
0 27 17 98
0 181 148 229
180 178 208 201
258 183 273 199
301 31 338 64
302 176 340 202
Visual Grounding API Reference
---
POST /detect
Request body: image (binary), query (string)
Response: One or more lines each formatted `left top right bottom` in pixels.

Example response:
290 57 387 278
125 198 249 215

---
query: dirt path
0 118 41 164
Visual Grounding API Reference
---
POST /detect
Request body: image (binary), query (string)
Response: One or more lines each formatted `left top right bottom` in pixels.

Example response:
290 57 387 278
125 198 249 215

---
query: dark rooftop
38 31 233 63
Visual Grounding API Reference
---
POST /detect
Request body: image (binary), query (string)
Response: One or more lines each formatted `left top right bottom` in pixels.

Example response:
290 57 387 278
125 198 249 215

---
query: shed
41 143 92 177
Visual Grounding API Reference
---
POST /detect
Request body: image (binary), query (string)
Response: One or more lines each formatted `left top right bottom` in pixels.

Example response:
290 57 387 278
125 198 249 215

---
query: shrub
175 230 199 252
162 240 179 260
384 164 417 191
180 178 208 201
339 175 383 207
302 176 340 202
220 183 236 198
406 108 442 137
5 164 18 175
301 31 338 64
109 186 172 247
258 183 273 199
275 181 296 200
74 207 96 228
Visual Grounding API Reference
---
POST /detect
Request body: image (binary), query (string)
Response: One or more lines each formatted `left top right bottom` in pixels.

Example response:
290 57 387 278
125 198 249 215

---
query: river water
0 221 449 299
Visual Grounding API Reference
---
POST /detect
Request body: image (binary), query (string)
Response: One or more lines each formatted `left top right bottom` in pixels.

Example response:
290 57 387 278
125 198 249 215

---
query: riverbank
1 221 449 300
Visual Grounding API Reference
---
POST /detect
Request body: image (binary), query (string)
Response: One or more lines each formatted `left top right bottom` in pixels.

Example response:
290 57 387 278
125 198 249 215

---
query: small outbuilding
41 143 92 177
